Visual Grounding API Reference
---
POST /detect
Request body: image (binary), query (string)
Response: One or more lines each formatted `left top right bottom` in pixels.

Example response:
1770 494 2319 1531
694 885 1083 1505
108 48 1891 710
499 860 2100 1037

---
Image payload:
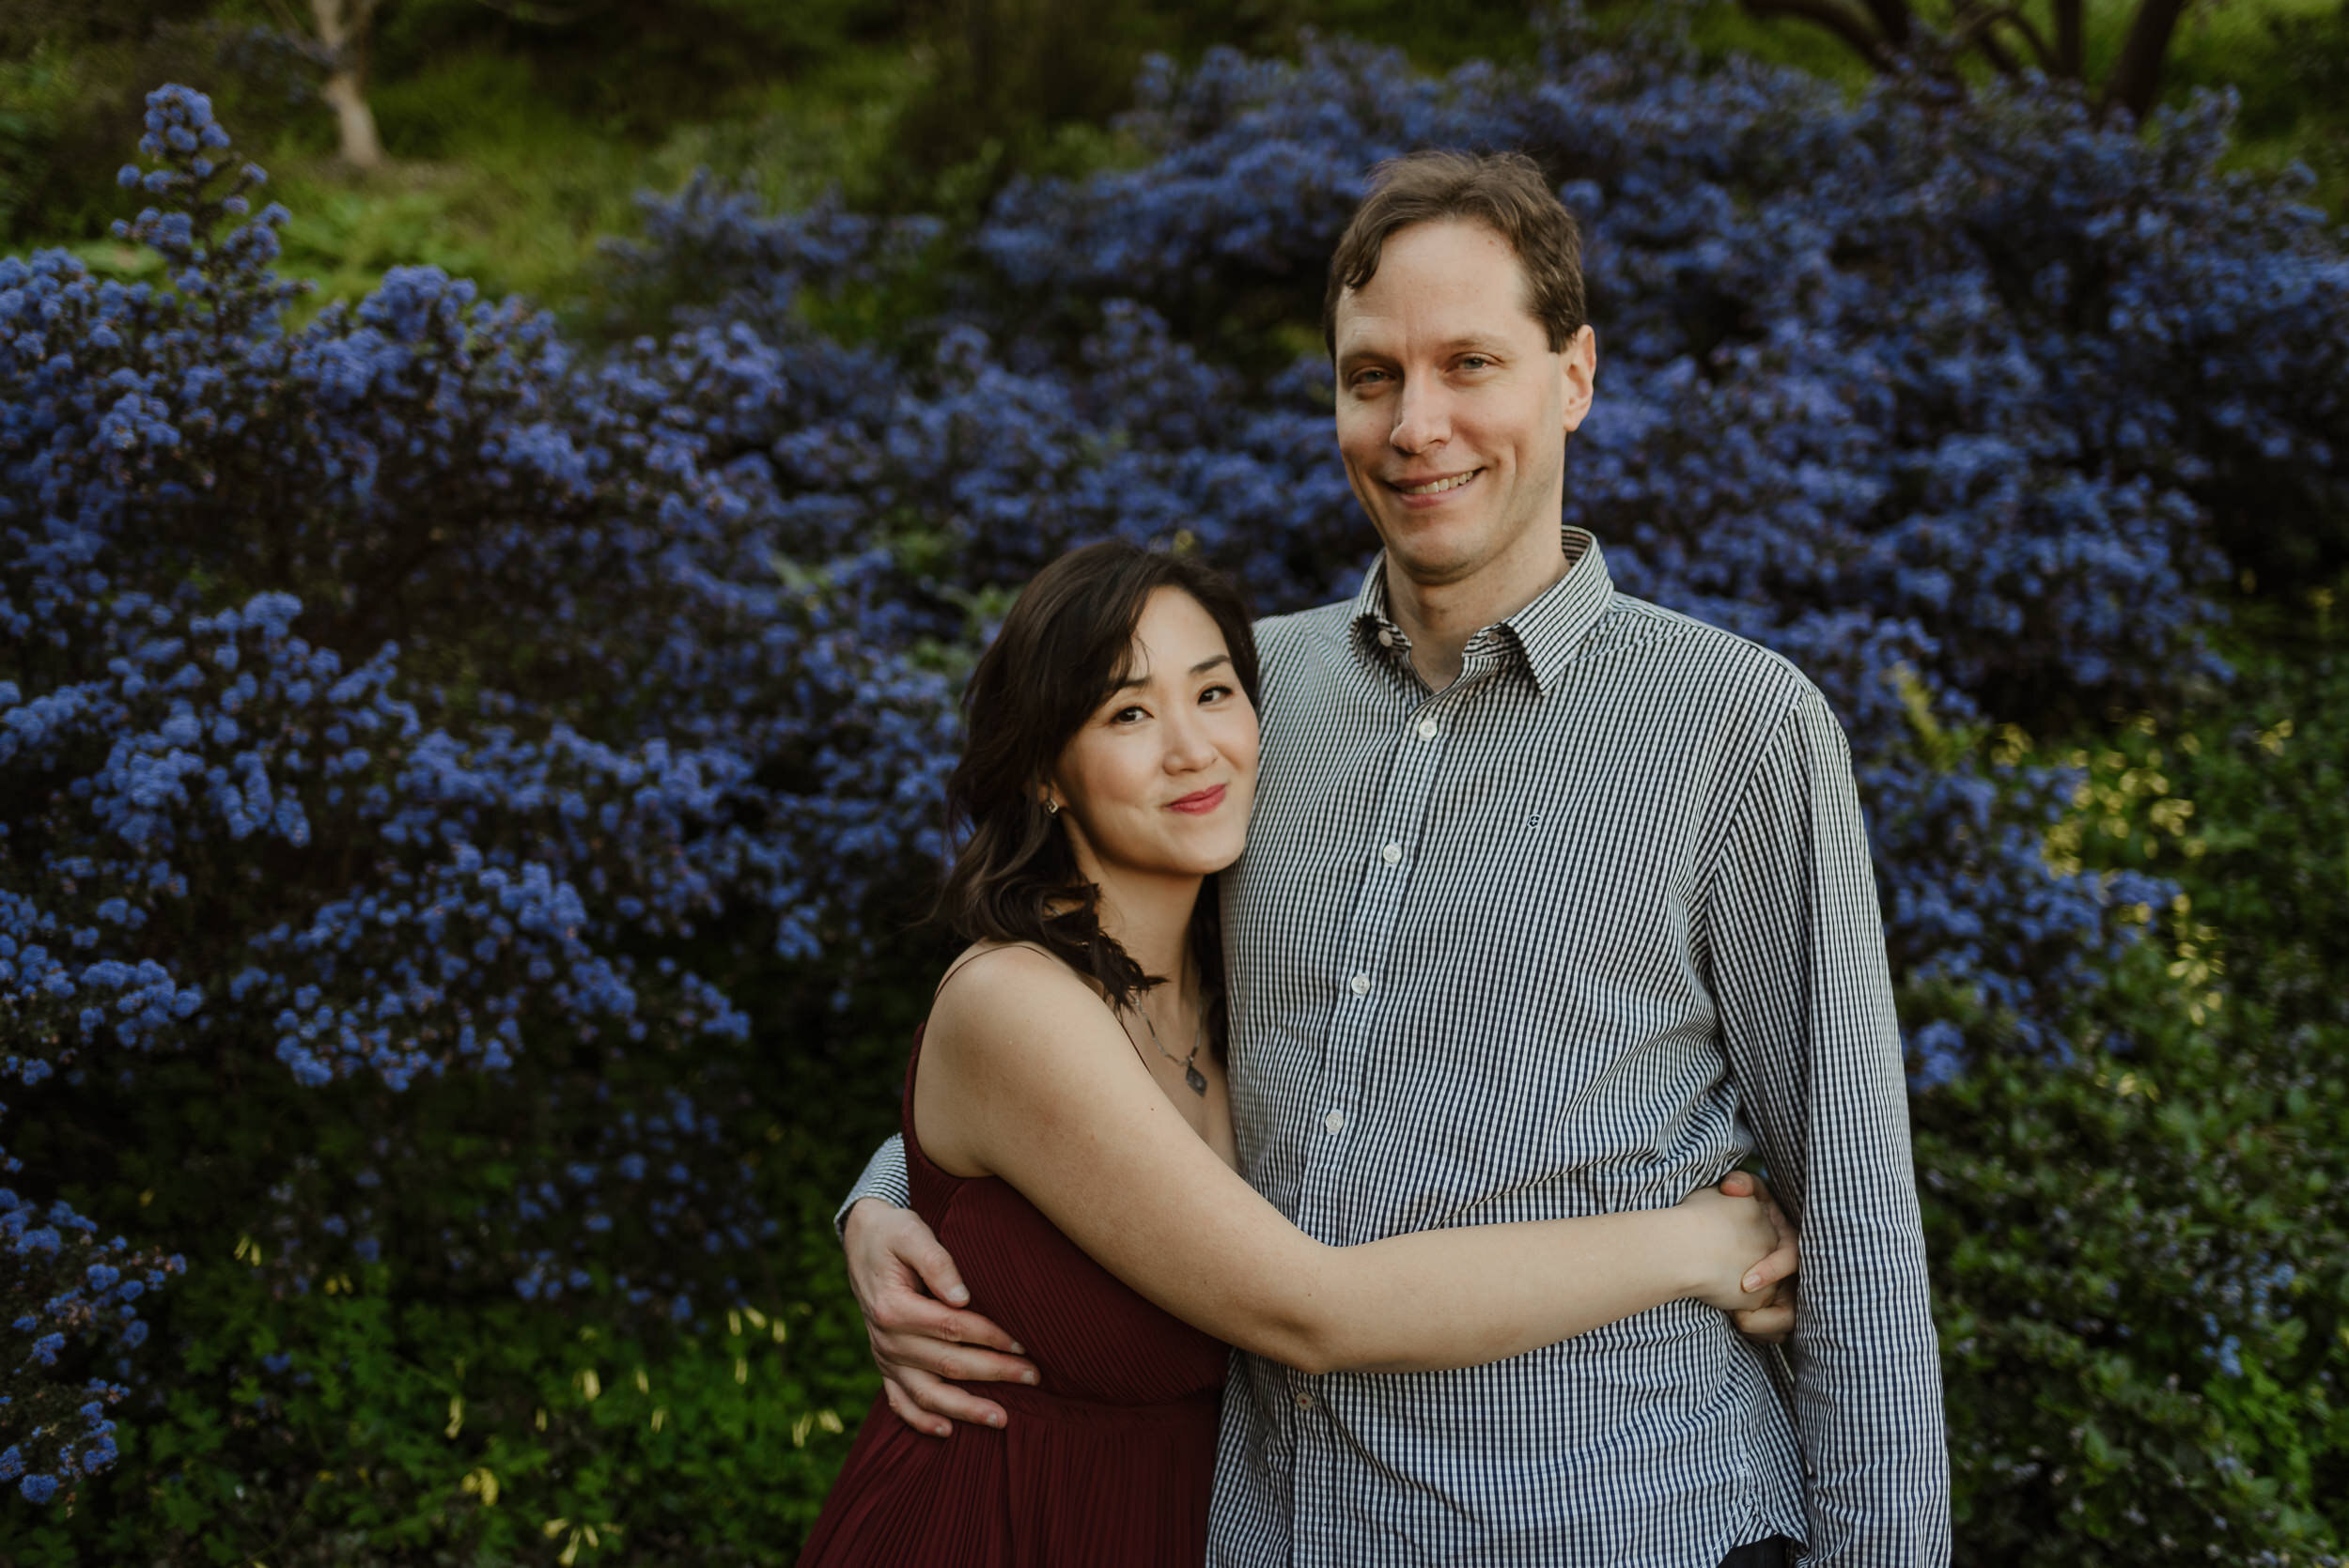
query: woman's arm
922 950 1786 1377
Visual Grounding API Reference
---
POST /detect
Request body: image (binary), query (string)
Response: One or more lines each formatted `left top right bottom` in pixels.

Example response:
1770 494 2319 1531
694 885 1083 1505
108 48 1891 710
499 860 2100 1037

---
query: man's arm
1708 689 1952 1566
836 1134 913 1233
836 1135 1037 1435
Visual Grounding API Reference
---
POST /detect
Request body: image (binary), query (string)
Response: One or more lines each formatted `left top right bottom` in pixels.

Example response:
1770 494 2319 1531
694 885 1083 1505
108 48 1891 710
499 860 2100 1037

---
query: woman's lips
1166 784 1226 815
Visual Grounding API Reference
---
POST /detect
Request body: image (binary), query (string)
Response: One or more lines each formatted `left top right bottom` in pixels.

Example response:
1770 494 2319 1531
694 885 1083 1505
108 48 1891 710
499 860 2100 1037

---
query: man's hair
1322 149 1586 357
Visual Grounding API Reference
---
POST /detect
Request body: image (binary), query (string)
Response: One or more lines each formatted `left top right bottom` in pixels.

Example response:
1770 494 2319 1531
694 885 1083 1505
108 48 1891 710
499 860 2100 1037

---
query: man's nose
1390 379 1451 452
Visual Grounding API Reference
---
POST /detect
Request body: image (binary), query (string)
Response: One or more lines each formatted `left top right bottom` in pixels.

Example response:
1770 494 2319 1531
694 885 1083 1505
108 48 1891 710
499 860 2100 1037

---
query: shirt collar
1349 527 1614 698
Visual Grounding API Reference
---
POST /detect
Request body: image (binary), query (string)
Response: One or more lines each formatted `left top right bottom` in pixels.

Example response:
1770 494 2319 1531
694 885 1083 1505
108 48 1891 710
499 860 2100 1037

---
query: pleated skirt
798 1381 1221 1566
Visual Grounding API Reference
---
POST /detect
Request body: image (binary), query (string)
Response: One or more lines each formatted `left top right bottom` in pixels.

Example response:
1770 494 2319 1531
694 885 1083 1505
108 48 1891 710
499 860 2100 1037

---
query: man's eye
1458 355 1492 371
1351 368 1390 387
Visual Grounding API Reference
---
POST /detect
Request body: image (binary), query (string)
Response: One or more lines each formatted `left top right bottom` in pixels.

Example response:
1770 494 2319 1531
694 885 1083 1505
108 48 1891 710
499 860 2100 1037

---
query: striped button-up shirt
844 529 1950 1566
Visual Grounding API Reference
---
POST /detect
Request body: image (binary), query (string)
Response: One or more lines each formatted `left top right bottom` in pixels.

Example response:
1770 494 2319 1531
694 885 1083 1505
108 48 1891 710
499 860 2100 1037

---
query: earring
1045 799 1060 815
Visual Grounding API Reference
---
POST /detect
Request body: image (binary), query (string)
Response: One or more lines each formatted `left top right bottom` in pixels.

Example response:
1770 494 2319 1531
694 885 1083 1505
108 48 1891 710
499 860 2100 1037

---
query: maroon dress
798 1026 1230 1566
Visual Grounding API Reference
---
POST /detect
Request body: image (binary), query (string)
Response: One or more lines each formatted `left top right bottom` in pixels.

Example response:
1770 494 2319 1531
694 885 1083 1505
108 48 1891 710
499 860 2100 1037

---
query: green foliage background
3 2 2346 1563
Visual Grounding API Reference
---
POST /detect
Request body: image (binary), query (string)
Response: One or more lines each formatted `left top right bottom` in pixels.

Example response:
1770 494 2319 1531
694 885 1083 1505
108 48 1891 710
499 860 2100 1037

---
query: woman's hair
936 540 1261 1043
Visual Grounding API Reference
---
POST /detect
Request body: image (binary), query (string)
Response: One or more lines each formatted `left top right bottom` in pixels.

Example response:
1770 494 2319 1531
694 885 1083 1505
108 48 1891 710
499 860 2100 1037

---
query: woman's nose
1161 707 1221 769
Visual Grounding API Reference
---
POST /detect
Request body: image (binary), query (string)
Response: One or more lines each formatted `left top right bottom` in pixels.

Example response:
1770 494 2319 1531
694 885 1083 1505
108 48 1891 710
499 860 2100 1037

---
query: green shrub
1916 581 2349 1561
1 955 928 1565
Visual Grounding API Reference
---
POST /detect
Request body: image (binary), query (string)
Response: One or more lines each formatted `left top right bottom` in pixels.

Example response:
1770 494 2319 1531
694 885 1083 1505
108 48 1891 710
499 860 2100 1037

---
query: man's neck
1387 523 1571 690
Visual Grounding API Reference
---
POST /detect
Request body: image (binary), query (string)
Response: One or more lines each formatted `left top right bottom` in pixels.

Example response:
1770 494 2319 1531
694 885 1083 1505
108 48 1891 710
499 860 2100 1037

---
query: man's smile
1389 467 1485 499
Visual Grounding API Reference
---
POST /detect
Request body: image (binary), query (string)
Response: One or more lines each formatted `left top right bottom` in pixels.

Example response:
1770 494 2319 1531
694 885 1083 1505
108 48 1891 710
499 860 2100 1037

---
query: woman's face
1051 586 1259 882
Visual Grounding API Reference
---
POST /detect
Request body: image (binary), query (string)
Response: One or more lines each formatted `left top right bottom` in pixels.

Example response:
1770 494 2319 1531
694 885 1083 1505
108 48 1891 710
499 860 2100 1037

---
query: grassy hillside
6 0 2342 319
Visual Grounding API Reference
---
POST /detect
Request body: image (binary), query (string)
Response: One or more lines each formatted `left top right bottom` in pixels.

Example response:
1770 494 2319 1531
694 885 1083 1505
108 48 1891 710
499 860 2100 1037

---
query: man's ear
1560 323 1598 436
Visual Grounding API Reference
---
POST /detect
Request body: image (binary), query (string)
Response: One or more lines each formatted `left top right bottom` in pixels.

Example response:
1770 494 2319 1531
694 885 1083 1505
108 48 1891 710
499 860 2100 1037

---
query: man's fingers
894 1364 1011 1430
871 1295 1025 1358
902 1231 974 1310
881 1372 956 1439
876 1332 1038 1388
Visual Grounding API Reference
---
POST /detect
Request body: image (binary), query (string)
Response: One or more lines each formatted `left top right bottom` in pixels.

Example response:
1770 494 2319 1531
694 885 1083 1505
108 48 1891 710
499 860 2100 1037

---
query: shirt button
1324 1110 1346 1135
1376 628 1395 648
1416 717 1439 741
1380 841 1402 865
1347 972 1371 997
1294 1389 1316 1411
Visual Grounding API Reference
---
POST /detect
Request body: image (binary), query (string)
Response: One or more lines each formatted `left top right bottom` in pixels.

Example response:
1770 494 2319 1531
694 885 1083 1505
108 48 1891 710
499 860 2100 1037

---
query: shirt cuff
834 1133 910 1237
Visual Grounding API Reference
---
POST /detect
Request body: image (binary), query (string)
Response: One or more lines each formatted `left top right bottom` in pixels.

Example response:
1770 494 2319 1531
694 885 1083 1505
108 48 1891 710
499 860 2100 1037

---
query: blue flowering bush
0 1180 181 1507
613 18 2349 1072
2 85 951 1537
3 6 2346 1556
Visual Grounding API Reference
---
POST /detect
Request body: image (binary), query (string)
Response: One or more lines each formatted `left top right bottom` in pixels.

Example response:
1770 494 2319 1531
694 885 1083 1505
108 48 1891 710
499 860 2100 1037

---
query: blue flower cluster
3 86 959 1490
3 23 2342 1498
1 1168 181 1507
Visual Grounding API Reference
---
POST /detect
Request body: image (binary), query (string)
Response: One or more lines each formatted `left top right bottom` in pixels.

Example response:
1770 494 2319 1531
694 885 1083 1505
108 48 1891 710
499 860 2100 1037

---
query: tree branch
1737 0 1899 69
1952 3 2060 74
2105 0 2191 121
1859 0 1916 49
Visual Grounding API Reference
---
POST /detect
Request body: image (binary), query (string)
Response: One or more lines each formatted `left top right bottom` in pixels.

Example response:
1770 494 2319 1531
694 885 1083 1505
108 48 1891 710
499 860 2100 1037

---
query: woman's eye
1199 684 1234 704
1112 706 1147 724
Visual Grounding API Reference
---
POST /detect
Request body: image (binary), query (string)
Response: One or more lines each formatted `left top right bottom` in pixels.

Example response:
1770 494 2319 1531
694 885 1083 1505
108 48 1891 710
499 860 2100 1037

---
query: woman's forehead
1121 589 1230 680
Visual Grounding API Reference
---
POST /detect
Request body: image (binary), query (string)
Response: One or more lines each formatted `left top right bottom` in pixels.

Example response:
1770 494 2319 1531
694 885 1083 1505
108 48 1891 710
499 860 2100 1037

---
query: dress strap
932 940 1056 999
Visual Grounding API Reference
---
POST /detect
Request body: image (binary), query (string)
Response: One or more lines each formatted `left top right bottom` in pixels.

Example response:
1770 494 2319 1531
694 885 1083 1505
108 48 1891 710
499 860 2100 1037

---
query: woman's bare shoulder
926 941 1103 1055
919 942 1133 1177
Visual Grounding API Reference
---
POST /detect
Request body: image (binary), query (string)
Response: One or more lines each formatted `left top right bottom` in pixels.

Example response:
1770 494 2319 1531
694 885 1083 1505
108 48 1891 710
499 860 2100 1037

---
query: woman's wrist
1664 1203 1722 1302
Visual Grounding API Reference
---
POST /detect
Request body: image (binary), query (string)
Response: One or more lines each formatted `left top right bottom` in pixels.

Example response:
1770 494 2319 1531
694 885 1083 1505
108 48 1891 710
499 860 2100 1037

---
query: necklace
1128 1001 1209 1097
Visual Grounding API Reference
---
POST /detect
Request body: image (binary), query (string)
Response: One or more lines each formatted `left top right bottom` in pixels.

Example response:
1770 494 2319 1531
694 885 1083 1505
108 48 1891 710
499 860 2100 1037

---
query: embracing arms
906 947 1786 1381
840 1152 1792 1433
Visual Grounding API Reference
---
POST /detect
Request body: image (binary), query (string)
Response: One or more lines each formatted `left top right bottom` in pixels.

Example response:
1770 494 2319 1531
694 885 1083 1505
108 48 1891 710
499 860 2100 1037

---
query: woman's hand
1676 1173 1797 1315
1716 1169 1798 1344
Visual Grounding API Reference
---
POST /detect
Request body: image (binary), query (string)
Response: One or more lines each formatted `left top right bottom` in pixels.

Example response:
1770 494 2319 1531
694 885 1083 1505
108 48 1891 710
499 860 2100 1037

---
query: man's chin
1378 520 1498 590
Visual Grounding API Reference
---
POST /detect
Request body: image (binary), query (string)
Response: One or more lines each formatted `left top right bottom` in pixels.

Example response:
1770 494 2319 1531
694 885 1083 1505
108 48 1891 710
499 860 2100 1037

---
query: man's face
1330 220 1595 592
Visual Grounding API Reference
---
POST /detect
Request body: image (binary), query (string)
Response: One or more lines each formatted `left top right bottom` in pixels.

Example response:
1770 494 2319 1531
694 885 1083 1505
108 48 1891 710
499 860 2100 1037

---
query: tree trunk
310 0 384 168
2053 0 2085 78
2105 0 2190 122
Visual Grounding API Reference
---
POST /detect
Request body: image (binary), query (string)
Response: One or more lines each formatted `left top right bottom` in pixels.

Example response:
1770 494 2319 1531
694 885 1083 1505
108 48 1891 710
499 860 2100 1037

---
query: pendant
1185 1063 1208 1096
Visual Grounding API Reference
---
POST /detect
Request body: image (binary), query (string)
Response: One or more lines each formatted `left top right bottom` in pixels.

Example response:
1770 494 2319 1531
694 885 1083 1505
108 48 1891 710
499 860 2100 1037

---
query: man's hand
843 1198 1039 1436
1717 1170 1798 1345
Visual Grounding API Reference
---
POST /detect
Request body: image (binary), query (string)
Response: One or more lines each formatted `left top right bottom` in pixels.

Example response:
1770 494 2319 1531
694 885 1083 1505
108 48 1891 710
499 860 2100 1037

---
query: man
836 149 1949 1566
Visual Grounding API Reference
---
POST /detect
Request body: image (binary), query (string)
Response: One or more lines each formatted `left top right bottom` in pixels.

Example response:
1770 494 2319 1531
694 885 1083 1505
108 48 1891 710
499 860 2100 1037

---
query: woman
797 542 1796 1566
